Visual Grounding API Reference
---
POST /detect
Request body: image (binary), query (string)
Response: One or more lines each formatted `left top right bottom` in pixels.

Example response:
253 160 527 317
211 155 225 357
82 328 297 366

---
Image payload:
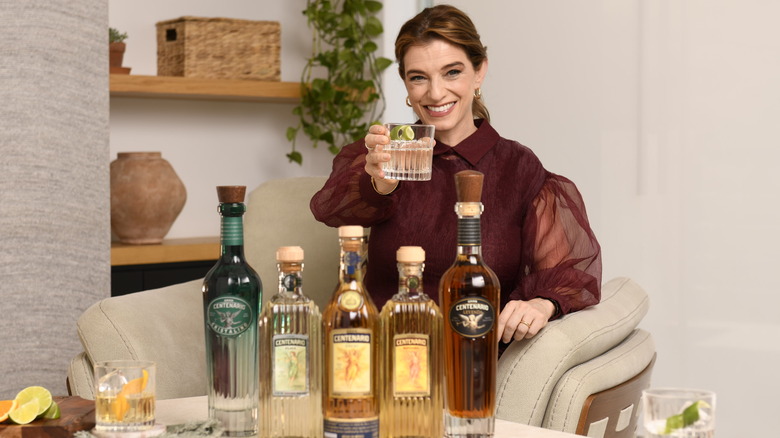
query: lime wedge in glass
390 125 414 141
663 400 711 435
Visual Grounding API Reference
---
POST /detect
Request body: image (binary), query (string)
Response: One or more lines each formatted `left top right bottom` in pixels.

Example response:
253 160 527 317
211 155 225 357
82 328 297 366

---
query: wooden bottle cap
276 246 304 262
396 246 425 263
454 170 484 202
217 186 246 203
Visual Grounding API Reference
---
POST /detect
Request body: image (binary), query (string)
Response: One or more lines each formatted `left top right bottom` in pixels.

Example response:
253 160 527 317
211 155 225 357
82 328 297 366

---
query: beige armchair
68 177 655 438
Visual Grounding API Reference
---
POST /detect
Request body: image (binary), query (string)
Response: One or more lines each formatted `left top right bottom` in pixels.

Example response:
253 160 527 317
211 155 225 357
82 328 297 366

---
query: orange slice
0 399 18 423
112 369 149 421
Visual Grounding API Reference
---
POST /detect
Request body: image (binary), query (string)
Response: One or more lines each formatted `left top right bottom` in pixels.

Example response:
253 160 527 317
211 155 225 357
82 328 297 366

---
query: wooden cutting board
0 396 95 437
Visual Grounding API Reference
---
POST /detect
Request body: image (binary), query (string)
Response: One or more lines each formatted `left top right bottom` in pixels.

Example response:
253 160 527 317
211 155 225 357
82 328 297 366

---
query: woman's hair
395 4 489 122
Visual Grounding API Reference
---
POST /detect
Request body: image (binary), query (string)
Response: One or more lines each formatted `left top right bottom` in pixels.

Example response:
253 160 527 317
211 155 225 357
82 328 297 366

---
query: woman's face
402 39 487 146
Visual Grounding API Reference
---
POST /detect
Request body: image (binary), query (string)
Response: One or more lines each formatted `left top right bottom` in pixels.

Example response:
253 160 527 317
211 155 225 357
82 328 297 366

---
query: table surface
156 396 580 438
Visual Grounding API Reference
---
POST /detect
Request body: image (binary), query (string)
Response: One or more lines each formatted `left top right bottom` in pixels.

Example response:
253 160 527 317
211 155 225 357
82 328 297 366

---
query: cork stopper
338 225 364 238
454 170 484 203
217 186 246 203
397 246 425 263
276 246 304 262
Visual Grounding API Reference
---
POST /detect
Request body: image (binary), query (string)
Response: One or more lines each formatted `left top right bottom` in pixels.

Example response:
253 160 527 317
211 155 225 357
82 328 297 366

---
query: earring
406 96 412 107
474 88 482 100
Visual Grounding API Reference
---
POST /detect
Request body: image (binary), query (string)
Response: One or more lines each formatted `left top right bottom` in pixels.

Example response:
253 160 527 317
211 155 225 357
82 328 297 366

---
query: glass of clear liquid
94 360 156 433
381 123 435 181
642 388 715 438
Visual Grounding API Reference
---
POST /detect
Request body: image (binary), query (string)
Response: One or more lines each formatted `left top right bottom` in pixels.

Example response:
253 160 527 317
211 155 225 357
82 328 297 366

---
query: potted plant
109 27 131 74
286 0 392 164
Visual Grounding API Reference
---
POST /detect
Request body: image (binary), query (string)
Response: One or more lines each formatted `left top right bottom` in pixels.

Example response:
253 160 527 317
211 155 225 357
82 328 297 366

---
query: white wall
112 0 780 435
443 0 780 436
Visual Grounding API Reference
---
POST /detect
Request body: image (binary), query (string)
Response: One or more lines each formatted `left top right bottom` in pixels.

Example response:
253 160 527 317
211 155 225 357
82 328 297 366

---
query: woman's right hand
364 124 398 194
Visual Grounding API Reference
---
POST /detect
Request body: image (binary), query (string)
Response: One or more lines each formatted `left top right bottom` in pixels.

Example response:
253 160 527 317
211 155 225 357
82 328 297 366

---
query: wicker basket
156 16 281 81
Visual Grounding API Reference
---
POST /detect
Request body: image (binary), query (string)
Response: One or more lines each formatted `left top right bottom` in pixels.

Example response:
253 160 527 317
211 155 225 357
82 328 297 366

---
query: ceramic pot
110 152 187 244
109 42 131 74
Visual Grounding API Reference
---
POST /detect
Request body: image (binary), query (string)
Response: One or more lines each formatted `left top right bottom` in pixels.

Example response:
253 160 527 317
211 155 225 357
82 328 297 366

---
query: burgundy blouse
310 120 601 317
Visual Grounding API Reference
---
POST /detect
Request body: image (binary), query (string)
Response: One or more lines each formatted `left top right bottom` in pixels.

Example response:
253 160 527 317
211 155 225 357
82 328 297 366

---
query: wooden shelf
111 236 220 266
110 74 301 103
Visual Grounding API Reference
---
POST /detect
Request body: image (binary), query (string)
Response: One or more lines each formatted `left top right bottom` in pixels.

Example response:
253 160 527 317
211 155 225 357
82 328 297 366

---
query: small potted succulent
109 27 131 74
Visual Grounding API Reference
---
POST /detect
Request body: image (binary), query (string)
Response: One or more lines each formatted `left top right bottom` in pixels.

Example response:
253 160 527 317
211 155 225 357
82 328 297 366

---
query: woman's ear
475 58 489 88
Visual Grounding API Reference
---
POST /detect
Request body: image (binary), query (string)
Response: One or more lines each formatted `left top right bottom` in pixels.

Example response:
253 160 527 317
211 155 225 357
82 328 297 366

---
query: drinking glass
94 360 156 432
642 388 715 438
382 123 435 181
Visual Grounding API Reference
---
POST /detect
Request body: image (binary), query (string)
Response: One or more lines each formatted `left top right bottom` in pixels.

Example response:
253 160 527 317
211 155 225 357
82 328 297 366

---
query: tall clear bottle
380 246 443 438
322 226 380 438
439 171 500 438
202 186 262 437
258 246 322 438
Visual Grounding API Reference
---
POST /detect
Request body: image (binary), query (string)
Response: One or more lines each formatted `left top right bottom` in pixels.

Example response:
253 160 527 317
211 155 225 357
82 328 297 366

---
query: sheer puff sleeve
511 173 602 317
310 140 397 227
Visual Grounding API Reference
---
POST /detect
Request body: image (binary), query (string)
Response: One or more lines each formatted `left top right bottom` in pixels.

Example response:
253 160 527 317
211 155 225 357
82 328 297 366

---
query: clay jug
110 152 187 244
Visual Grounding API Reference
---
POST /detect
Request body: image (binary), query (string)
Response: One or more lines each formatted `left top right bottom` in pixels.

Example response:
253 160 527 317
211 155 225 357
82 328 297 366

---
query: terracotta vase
109 42 131 74
110 152 187 244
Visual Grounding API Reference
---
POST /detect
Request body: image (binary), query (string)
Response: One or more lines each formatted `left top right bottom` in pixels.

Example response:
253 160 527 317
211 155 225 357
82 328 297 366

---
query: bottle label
449 296 495 338
272 334 309 396
339 291 363 311
207 296 253 336
330 329 372 396
281 273 300 291
323 417 379 438
392 334 430 397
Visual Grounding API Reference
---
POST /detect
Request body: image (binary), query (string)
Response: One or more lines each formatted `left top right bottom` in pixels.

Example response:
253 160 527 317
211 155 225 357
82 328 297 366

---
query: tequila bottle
258 246 322 438
380 246 443 438
322 226 379 438
202 186 262 437
439 171 500 438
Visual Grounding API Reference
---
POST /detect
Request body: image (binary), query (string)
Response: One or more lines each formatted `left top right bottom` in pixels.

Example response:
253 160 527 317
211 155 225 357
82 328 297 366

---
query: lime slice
9 399 39 425
663 400 710 434
390 125 414 141
41 400 60 420
15 386 52 416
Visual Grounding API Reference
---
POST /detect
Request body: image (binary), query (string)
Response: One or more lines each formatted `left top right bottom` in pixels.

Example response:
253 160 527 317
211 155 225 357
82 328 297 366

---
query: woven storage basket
156 16 280 81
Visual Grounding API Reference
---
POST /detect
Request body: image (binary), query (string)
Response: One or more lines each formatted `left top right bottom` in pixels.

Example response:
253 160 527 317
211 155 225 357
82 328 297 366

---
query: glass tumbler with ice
382 123 435 181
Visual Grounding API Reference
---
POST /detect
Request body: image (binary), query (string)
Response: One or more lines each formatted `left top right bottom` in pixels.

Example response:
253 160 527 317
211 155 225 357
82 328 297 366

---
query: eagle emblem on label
449 296 495 338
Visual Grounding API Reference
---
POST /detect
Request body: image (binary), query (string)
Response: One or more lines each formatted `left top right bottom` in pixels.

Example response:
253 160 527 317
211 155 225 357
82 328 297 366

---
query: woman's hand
364 124 398 194
497 298 555 342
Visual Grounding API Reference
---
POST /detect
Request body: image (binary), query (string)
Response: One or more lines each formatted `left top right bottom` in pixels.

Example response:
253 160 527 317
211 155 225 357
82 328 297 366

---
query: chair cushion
543 329 656 434
74 279 205 400
495 277 650 426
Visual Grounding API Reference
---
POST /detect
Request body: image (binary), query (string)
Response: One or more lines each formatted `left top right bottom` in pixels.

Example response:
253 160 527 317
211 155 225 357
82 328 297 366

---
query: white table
156 396 579 438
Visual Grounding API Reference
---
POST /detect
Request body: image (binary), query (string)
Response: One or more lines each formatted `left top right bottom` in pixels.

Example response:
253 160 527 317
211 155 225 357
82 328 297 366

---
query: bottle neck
339 237 365 284
278 262 304 298
455 202 483 256
397 261 425 299
219 202 246 258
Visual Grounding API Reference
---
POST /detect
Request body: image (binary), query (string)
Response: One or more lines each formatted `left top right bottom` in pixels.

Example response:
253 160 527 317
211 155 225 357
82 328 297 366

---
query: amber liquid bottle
380 246 443 438
258 246 322 438
439 171 501 438
322 226 380 438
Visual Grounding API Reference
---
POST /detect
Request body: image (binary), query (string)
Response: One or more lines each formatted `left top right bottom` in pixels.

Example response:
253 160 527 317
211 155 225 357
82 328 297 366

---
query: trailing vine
286 0 392 164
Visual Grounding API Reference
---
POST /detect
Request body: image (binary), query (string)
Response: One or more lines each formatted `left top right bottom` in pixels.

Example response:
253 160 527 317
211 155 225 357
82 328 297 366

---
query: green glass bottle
202 186 262 437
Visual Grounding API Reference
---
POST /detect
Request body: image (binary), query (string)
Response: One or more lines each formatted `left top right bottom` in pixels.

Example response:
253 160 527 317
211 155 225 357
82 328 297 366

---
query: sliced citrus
390 124 414 141
14 386 52 416
0 399 18 422
9 399 39 425
664 400 711 434
113 369 149 421
41 400 60 420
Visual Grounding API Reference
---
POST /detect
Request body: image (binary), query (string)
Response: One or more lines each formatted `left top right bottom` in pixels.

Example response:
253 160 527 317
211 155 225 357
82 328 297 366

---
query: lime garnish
41 400 61 420
14 386 52 416
390 125 414 141
8 399 39 425
663 400 710 435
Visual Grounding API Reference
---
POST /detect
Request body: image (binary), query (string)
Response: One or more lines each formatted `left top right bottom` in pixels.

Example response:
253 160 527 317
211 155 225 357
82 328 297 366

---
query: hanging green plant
286 0 393 165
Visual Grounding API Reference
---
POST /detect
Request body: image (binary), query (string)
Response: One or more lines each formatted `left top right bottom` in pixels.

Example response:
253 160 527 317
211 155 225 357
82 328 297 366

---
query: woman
310 5 601 345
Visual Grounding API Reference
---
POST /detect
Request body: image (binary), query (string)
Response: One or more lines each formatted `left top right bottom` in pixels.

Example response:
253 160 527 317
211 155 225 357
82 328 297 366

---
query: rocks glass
94 360 156 433
381 123 435 181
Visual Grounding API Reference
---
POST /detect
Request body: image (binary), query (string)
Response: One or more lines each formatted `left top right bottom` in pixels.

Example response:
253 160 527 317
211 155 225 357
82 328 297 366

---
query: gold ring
520 320 531 328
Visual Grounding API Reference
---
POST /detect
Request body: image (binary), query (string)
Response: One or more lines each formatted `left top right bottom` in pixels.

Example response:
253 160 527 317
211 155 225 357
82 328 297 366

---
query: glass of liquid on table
382 123 435 181
642 388 715 438
94 360 157 434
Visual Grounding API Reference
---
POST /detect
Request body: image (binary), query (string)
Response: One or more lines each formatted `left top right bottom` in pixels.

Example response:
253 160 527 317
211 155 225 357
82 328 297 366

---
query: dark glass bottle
439 171 500 438
202 186 262 437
